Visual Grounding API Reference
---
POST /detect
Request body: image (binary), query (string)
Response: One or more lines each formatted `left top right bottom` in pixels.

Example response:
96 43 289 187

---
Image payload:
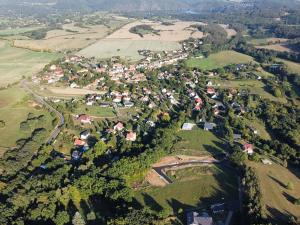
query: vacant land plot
243 118 272 140
0 40 59 86
248 161 300 225
39 86 106 98
173 129 227 156
0 26 42 37
277 59 300 74
0 86 52 156
135 165 237 213
79 20 204 60
73 105 116 118
186 50 255 70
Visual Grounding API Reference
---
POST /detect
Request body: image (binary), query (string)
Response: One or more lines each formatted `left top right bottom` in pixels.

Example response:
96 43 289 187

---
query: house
80 130 90 140
204 122 216 131
74 139 86 146
70 82 79 88
182 123 195 131
233 134 242 141
207 87 215 95
243 143 254 155
262 159 272 165
114 122 124 131
187 212 213 225
126 131 137 141
77 114 92 124
123 101 134 108
100 102 110 108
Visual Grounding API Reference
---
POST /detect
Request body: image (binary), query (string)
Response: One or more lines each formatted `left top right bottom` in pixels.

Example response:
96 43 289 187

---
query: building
187 212 213 225
114 122 124 131
126 131 137 141
182 123 195 131
74 139 86 146
77 114 92 124
204 122 216 131
243 143 254 155
80 130 90 140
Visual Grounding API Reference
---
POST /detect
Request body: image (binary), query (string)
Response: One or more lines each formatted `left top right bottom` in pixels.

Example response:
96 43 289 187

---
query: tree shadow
266 205 296 225
282 192 297 204
268 175 286 188
142 193 163 212
167 198 195 224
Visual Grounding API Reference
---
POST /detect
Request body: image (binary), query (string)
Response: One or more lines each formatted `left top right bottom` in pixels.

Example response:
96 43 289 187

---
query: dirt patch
47 87 106 96
146 169 168 187
28 100 42 108
219 24 237 38
152 155 215 167
0 99 7 108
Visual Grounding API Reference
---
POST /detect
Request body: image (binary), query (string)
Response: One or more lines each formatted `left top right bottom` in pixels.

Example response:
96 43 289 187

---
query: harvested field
13 24 110 52
79 20 205 60
256 44 293 52
249 38 289 45
43 87 106 97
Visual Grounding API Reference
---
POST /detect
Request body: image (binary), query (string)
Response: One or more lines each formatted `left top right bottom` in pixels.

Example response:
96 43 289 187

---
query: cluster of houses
106 121 137 142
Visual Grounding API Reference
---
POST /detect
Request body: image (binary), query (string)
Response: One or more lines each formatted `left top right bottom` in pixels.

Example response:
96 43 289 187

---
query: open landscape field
248 161 300 225
173 129 227 156
277 58 300 74
0 86 52 156
256 44 294 53
216 79 287 103
0 40 59 86
79 20 204 60
135 165 237 213
185 50 255 70
219 24 237 38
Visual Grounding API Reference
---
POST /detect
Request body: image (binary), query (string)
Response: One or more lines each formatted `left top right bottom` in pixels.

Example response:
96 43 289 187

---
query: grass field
277 59 300 75
79 39 180 61
0 86 52 156
186 50 255 70
0 40 59 86
0 26 42 36
74 105 116 118
248 161 300 224
217 79 287 103
248 38 288 46
135 165 237 213
173 129 227 156
243 118 271 140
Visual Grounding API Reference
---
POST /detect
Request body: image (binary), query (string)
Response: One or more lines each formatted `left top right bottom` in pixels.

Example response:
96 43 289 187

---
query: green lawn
248 161 300 225
0 26 43 36
135 165 237 213
173 129 227 156
0 40 59 86
216 79 287 103
74 105 116 118
243 117 272 140
0 86 53 157
186 50 255 70
276 58 300 75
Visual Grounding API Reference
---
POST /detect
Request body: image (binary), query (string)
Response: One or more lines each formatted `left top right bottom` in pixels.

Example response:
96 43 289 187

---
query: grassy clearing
79 39 180 61
248 161 300 225
135 165 237 213
173 129 227 156
243 117 271 140
0 26 43 36
216 79 287 103
186 50 255 70
248 38 288 45
74 105 116 118
0 40 59 86
0 86 52 156
276 59 300 75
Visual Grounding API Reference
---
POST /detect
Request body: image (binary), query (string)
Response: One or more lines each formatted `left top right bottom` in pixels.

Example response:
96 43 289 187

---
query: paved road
153 159 220 184
21 80 65 144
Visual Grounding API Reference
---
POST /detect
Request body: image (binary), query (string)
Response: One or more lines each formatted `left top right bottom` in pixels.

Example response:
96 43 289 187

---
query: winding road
21 80 65 144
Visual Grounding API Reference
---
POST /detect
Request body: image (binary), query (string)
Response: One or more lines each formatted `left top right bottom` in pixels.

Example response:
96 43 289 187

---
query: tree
72 212 86 225
286 181 294 190
0 120 5 128
54 211 70 225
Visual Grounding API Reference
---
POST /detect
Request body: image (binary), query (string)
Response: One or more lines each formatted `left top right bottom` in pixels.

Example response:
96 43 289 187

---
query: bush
286 181 294 190
0 120 5 128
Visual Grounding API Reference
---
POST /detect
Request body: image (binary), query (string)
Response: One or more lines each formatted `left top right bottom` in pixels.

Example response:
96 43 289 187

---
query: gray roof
204 122 216 130
187 212 213 225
